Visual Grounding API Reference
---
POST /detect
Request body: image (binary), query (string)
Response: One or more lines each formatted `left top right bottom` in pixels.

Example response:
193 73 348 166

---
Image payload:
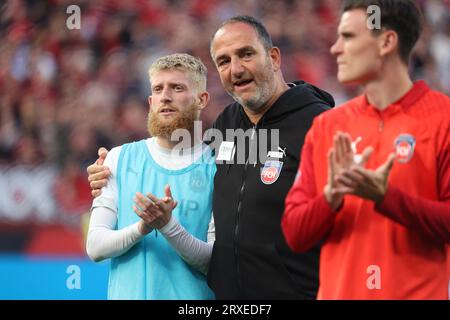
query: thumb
359 146 374 166
96 147 109 165
380 152 396 174
327 148 334 170
164 184 172 198
327 148 335 185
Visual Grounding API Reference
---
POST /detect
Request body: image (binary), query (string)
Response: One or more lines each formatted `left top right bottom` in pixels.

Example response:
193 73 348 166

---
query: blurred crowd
0 0 449 227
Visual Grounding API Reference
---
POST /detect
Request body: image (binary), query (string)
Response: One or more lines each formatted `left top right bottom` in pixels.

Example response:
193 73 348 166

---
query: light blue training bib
108 140 215 300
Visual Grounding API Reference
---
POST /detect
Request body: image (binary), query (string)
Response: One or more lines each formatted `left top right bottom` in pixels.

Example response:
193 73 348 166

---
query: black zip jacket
207 81 335 299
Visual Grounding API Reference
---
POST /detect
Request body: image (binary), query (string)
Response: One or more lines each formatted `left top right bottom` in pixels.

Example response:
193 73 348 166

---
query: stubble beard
230 60 274 112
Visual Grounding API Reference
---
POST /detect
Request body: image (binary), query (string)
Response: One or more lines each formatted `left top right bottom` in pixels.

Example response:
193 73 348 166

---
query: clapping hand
133 185 178 235
324 132 374 210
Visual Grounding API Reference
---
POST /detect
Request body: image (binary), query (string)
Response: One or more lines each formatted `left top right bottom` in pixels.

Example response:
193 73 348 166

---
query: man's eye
217 60 229 67
342 33 353 39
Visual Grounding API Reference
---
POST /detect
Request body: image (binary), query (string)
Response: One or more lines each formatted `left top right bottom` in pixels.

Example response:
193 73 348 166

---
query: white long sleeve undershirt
86 206 145 262
159 214 215 275
86 138 215 274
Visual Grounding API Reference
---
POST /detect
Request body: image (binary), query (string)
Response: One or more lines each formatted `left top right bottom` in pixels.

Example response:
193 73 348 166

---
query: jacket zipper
234 125 257 295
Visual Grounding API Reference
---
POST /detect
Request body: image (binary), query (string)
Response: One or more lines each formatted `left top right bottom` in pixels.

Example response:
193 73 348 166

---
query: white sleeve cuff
159 216 178 235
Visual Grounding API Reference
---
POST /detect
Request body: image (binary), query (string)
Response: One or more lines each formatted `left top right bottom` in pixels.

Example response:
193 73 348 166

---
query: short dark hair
342 0 423 64
211 15 273 52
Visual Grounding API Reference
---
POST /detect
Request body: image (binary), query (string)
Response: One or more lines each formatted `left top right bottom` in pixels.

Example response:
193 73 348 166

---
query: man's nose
330 38 342 56
160 88 173 103
230 57 245 77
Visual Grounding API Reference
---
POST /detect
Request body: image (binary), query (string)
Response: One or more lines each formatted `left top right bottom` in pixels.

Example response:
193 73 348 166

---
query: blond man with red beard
86 53 215 300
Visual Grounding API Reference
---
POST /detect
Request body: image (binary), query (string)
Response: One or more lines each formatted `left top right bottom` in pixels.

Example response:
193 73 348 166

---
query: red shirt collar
360 80 429 116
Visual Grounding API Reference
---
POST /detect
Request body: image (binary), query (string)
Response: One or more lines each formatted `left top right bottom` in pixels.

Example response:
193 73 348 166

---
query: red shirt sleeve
375 143 450 244
282 129 336 252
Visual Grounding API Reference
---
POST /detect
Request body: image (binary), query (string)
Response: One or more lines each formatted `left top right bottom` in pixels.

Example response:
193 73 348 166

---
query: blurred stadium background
0 0 448 299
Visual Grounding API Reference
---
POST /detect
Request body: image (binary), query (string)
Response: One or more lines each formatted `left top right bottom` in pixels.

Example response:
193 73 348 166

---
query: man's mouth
233 79 254 89
159 107 177 115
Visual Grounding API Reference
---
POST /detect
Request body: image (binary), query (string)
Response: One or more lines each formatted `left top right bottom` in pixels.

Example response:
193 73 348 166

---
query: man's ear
269 47 282 72
379 30 399 58
197 91 210 110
